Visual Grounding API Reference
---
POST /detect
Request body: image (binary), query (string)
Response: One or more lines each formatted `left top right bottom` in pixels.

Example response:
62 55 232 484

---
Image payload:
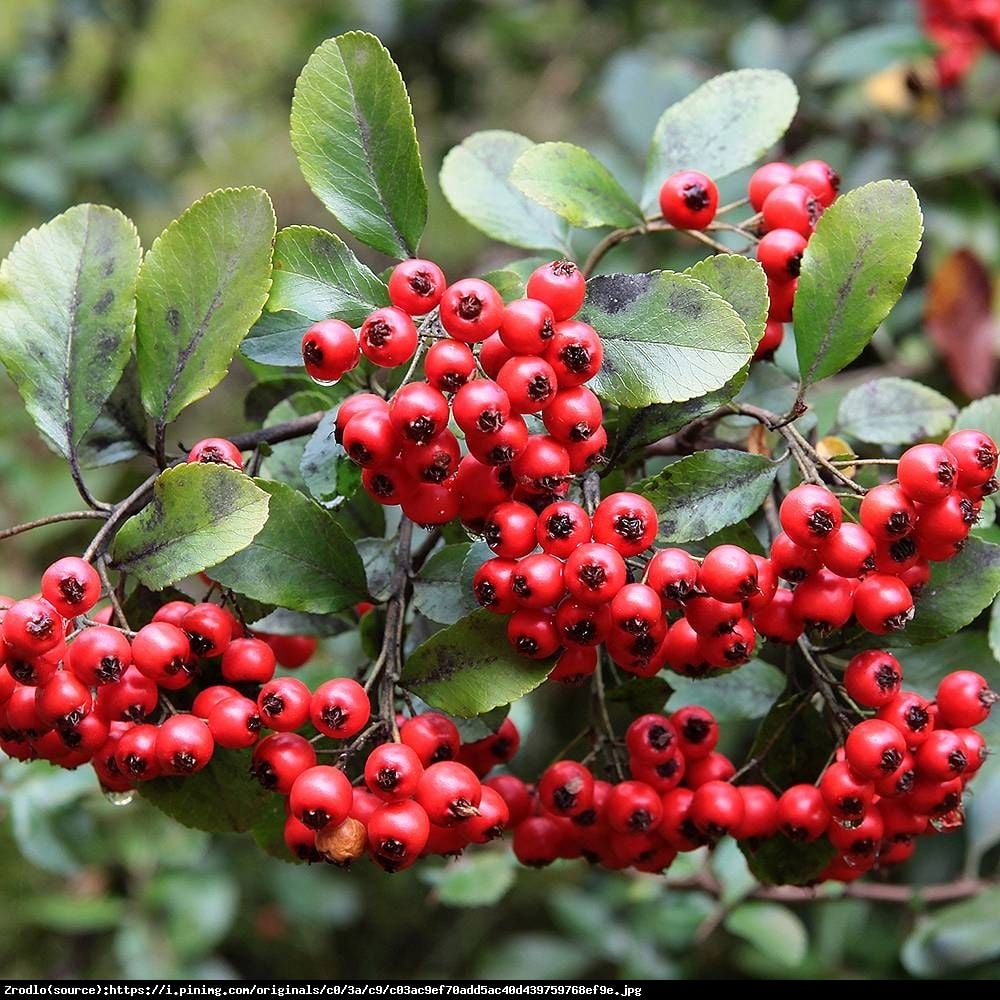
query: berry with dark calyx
645 548 700 609
698 616 756 668
415 760 482 826
544 320 603 388
310 678 370 740
95 666 158 723
114 724 161 781
363 466 412 504
936 670 996 728
791 160 840 206
41 558 101 618
819 761 875 821
485 774 534 828
548 645 598 683
658 787 703 851
625 713 678 765
192 685 239 719
954 728 988 774
565 426 608 474
513 815 564 867
221 637 276 684
630 754 686 795
473 558 518 614
852 574 914 634
187 437 243 470
465 785 511 843
605 624 666 675
155 714 214 775
131 622 193 688
439 278 504 343
389 382 450 444
335 393 386 443
35 672 92 728
424 339 475 393
564 543 628 606
770 532 822 583
484 501 538 559
897 443 958 503
67 625 131 686
181 603 232 658
592 492 657 557
301 319 359 383
2 599 64 658
690 780 745 839
400 713 461 766
402 432 460 485
672 706 719 761
751 588 805 644
820 523 877 578
915 730 968 782
699 544 759 603
606 781 663 833
388 258 446 315
659 170 719 230
875 750 917 798
943 429 998 488
6 648 59 687
257 677 311 732
843 650 903 708
845 719 908 780
283 816 322 863
683 594 743 637
207 695 261 750
609 583 662 636
537 500 591 558
500 297 556 354
342 407 401 468
732 785 779 843
250 732 317 794
875 533 921 575
746 556 778 612
860 483 917 542
915 492 977 551
542 387 603 444
757 228 808 280
539 760 594 818
904 776 963 818
507 608 561 659
510 434 570 494
776 784 829 842
290 764 353 831
828 807 884 861
762 183 820 237
452 379 511 435
878 691 934 748
462 717 521 773
779 484 842 548
364 742 423 801
465 414 529 467
360 306 418 367
748 161 795 211
510 553 565 610
791 569 856 635
525 260 586 322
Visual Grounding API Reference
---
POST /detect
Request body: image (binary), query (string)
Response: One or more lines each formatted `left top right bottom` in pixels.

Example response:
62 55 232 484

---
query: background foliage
1 0 999 980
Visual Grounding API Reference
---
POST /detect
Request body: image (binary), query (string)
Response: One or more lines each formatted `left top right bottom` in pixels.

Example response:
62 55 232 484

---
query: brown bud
315 816 367 867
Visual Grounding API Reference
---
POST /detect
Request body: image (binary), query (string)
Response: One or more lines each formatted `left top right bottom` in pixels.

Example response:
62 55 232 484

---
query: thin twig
68 451 111 511
0 509 107 542
95 558 131 633
82 470 161 563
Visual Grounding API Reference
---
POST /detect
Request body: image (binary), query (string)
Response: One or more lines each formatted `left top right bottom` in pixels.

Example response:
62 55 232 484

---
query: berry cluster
921 0 1000 86
301 259 605 526
657 157 841 361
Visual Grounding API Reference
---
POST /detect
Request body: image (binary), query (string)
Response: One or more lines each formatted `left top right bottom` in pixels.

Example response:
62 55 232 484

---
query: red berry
544 320 603 388
399 713 461 766
439 278 504 343
536 500 591 558
756 228 808 280
605 781 663 833
363 465 412 504
156 714 214 775
860 483 917 542
630 755 686 795
936 670 995 728
699 544 758 603
41 557 101 618
342 408 401 468
510 553 565 610
843 650 903 708
485 774 534 827
506 609 560 659
251 732 317 793
762 183 820 237
266 634 317 669
415 760 482 826
698 616 756 668
878 691 935 748
525 260 586 322
779 484 842 548
820 523 877 578
510 435 570 494
389 382 450 444
360 306 418 367
335 393 386 443
732 785 779 842
791 160 840 207
257 677 311 732
465 415 529 468
819 761 875 821
751 588 805 644
852 574 914 634
364 742 423 801
672 706 719 760
465 784 511 843
683 751 735 787
659 170 719 230
609 583 662 635
943 429 998 487
776 784 829 841
746 555 778 612
207 695 261 750
35 671 92 728
388 258 446 315
301 319 360 382
478 333 514 379
683 594 743 636
748 161 795 211
310 678 371 739
897 443 958 504
565 425 608 474
94 666 158 723
67 625 131 686
513 815 564 867
283 815 322 863
791 569 856 634
645 548 700 608
753 319 784 361
290 764 352 830
914 493 977 550
915 730 968 781
541 387 603 444
181 603 232 658
658 786 702 851
452 379 511 435
767 276 797 321
954 728 988 774
369 800 431 872
131 622 193 688
828 807 884 861
539 760 594 818
483 501 538 559
499 297 556 354
221 637 276 684
625 713 678 765
845 719 907 780
2 598 64 657
548 645 598 683
114 723 162 781
689 780 745 838
592 492 657 557
472 558 518 614
187 437 243 470
564 542 628 606
875 750 917 798
424 339 475 393
402 482 460 527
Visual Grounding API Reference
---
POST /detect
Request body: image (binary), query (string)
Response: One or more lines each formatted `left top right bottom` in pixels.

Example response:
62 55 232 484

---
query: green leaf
75 361 150 468
883 631 991 698
401 610 553 717
687 254 769 350
412 543 480 625
299 409 358 507
267 226 388 324
724 902 808 968
422 851 516 908
667 658 785 720
258 391 330 494
837 377 957 446
510 142 643 229
743 835 834 888
811 24 927 85
794 180 923 388
750 693 835 789
633 449 778 544
439 131 570 253
241 310 314 368
606 676 673 723
0 203 141 457
139 749 275 834
893 537 1000 645
902 888 1000 976
580 272 752 408
290 32 426 259
111 465 269 590
481 268 527 303
136 187 276 424
207 480 368 614
954 394 1000 443
642 69 799 211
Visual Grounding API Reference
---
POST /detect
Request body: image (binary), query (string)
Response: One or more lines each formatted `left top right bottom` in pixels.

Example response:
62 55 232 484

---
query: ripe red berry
472 558 518 614
828 806 884 861
592 492 657 557
439 278 504 343
482 502 536 559
767 276 797 322
845 719 907 780
605 781 663 833
843 650 903 708
936 670 995 727
187 437 244 470
776 784 829 841
779 484 842 548
548 645 598 683
251 732 317 793
683 751 735 787
464 785 510 843
954 728 988 774
363 742 423 801
94 666 158 723
564 542 628 606
751 588 804 644
415 760 482 826
819 523 877 578
35 671 92 728
609 583 662 635
301 319 359 383
733 785 779 842
478 332 514 379
452 379 511 435
762 183 820 237
41 558 101 618
914 492 977 550
401 482 460 527
860 483 917 542
257 677 311 732
683 594 743 637
310 678 371 739
156 714 214 775
131 622 193 688
536 500 590 558
290 764 353 831
283 815 322 863
625 713 678 765
746 555 778 612
525 260 586 322
689 780 745 838
360 306 418 367
388 258 446 315
659 170 719 230
672 706 719 760
466 415 529 467
565 425 608 474
221 637 276 684
67 625 131 686
897 443 958 504
342 408 401 468
541 387 603 444
497 356 558 414
399 713 461 766
757 228 808 281
114 723 161 781
539 760 594 818
510 435 570 495
819 760 875 821
645 548 700 608
791 160 840 207
513 815 564 867
2 598 64 658
753 319 784 361
791 569 856 634
265 633 318 669
207 695 261 750
511 553 565 610
507 608 561 659
698 616 756 668
499 298 556 354
699 544 758 603
363 465 412 504
853 574 914 634
916 730 968 781
389 382 450 444
368 800 431 872
424 339 475 393
748 161 795 211
181 603 232 658
943 429 998 488
335 393 386 442
878 691 934 748
544 320 603 388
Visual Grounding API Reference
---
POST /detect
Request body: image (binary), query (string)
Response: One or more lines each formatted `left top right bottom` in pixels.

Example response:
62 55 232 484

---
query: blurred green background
2 0 999 980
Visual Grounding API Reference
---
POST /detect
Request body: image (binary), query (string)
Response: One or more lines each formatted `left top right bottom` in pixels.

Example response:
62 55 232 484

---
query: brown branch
0 509 107 542
228 412 325 451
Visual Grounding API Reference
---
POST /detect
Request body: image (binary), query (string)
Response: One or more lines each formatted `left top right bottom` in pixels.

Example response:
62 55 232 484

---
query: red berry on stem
67 625 131 686
290 764 353 831
689 780 745 838
897 443 958 504
845 719 907 780
498 355 558 414
762 183 820 237
424 340 475 393
439 278 504 343
360 307 418 367
943 429 998 487
301 320 359 383
843 650 903 708
756 228 808 280
207 695 261 750
592 491 657 557
415 760 482 826
819 523 877 578
748 161 795 211
187 437 243 470
250 732 317 793
539 760 594 818
658 170 719 230
389 382 450 444
564 543 628 606
776 784 829 841
544 320 603 388
525 260 586 322
257 677 311 732
365 742 424 801
779 484 842 548
221 637 276 684
181 603 232 658
507 608 561 659
853 574 914 634
400 713 461 766
2 598 64 658
791 160 840 207
499 298 556 354
388 258 446 315
156 714 214 775
41 558 101 618
310 678 371 739
699 544 759 603
936 670 995 727
672 706 719 760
